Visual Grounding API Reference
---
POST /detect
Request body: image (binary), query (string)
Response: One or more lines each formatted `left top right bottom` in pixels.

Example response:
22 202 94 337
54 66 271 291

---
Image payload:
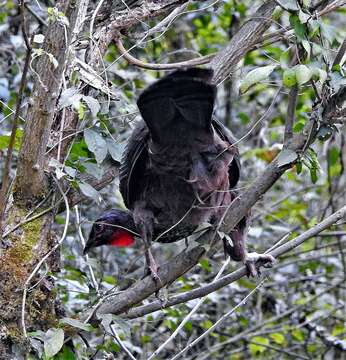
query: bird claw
143 250 162 284
244 252 276 278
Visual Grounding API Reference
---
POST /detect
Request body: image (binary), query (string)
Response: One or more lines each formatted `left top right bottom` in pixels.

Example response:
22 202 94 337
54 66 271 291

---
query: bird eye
95 223 103 232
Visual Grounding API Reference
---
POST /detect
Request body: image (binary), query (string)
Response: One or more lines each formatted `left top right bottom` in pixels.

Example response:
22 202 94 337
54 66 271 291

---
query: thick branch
110 204 346 319
15 0 82 201
210 0 276 84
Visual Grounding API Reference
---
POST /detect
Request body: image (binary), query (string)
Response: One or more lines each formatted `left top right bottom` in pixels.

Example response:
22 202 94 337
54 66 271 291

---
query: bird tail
137 68 216 145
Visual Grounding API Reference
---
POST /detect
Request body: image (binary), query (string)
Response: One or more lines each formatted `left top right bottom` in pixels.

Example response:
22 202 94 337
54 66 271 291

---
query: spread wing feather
119 68 241 209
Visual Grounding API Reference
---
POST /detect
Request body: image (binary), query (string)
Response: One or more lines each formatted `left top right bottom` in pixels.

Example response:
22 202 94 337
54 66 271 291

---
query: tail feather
137 68 216 144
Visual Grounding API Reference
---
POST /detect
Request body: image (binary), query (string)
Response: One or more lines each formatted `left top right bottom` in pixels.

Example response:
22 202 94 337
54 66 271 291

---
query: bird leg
225 218 276 277
133 205 161 281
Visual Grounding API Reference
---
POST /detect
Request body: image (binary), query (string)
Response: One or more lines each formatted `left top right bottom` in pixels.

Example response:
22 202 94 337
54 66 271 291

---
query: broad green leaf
292 328 305 341
289 15 306 39
249 336 269 355
270 332 285 345
58 87 81 109
44 328 64 358
82 95 100 118
276 0 299 11
84 162 104 180
55 346 76 360
276 149 298 167
78 181 101 203
106 138 125 163
60 317 93 332
84 128 108 164
240 65 277 93
295 65 312 85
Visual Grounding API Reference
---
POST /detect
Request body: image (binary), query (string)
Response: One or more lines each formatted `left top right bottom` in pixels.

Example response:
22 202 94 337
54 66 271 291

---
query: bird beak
83 227 96 255
83 243 91 255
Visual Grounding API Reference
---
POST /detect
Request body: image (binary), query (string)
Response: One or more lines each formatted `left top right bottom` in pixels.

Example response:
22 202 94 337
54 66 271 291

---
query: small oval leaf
44 328 64 358
240 65 277 93
277 149 298 167
84 129 108 164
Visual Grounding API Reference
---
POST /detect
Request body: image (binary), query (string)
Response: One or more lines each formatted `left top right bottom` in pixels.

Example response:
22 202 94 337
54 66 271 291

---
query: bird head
83 210 137 254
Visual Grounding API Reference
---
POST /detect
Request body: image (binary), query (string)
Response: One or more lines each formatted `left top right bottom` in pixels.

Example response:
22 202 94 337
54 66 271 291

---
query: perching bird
84 68 274 277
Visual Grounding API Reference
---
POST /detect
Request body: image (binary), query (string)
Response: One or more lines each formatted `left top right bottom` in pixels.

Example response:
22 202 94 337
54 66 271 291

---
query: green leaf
292 328 305 341
283 68 297 87
78 181 101 203
84 162 104 180
58 87 82 109
294 65 312 85
296 161 303 174
249 336 269 355
84 129 108 164
60 317 93 332
301 39 311 59
106 138 125 163
82 95 100 118
276 0 299 11
276 149 298 167
44 328 64 358
289 14 306 39
293 118 306 132
328 147 339 166
270 332 285 345
298 10 310 24
240 65 277 93
55 346 76 360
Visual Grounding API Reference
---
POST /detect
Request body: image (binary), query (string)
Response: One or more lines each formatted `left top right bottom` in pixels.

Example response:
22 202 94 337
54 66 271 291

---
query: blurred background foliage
0 0 345 358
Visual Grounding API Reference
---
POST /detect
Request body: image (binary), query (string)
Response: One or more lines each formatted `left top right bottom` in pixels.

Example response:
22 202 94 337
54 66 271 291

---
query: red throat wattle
109 230 135 247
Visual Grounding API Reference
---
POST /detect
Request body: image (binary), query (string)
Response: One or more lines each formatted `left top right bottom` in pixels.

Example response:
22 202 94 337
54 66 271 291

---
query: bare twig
114 37 214 70
284 85 298 145
148 259 230 360
74 206 100 295
169 279 266 360
110 324 137 360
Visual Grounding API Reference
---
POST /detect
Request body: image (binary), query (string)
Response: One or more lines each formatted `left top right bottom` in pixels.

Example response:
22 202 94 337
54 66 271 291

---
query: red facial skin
109 230 135 247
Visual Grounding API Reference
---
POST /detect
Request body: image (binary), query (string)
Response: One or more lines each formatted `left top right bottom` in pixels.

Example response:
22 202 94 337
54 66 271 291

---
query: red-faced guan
84 68 275 277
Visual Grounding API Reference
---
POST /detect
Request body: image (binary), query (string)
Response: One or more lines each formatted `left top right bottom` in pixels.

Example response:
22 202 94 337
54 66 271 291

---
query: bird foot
143 250 162 284
244 252 276 278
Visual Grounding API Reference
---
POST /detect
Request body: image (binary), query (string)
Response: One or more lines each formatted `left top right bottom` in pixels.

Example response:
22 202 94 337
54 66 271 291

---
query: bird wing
137 68 216 145
212 118 241 189
119 120 149 208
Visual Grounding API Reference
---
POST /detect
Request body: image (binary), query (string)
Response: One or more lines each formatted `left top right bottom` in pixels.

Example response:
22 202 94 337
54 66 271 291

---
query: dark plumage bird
84 68 274 277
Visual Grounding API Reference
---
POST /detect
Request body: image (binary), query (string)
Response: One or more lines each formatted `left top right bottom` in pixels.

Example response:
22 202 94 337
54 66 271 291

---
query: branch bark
14 0 83 202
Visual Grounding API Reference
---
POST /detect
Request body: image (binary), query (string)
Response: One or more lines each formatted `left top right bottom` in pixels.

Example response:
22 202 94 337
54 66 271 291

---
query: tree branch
14 0 83 202
99 204 346 318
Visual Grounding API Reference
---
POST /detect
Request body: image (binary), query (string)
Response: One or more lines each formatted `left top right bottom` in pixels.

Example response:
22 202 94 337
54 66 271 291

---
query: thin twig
169 279 266 360
148 258 230 360
115 37 214 70
110 324 137 360
74 205 100 295
284 85 298 145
